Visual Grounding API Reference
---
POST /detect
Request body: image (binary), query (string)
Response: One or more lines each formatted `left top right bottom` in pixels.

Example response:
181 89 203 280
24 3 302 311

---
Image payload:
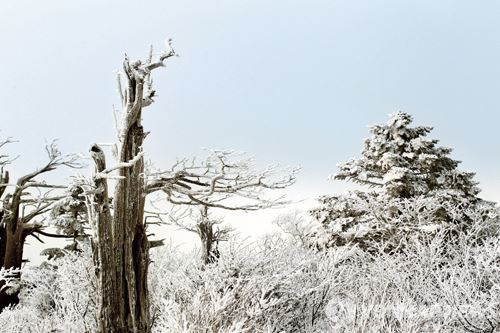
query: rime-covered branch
116 41 176 143
0 137 15 199
2 140 82 230
94 151 144 180
0 137 83 310
145 149 299 211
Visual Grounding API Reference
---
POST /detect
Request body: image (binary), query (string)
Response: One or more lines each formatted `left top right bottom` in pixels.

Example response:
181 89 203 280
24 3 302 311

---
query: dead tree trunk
115 122 150 333
89 144 121 332
90 99 150 333
88 46 175 333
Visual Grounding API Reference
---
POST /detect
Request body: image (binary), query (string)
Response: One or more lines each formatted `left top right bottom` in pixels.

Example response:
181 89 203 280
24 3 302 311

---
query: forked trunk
91 118 150 332
89 47 176 332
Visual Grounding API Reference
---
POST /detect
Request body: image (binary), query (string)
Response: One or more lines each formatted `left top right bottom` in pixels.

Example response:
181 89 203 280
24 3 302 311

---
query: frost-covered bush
0 224 497 333
273 210 319 247
0 267 22 298
149 238 353 333
147 227 499 333
0 246 96 333
326 228 500 332
310 191 499 252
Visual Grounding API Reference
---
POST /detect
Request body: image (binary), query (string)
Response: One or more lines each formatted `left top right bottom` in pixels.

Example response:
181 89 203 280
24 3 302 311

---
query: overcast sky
1 0 499 257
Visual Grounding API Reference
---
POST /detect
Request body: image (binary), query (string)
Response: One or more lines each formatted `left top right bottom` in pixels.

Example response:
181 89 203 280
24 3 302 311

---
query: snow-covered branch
145 149 299 211
94 150 144 180
115 41 177 142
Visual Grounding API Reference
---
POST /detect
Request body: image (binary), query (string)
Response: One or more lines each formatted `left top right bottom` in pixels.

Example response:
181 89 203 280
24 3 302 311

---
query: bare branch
148 239 165 248
1 141 83 233
94 150 144 179
145 149 299 211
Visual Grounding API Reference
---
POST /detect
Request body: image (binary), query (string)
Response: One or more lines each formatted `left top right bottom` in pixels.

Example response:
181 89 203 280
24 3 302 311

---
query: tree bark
0 200 29 312
0 216 5 268
111 119 150 333
0 220 25 311
198 221 219 265
91 89 150 333
90 145 122 332
88 47 176 332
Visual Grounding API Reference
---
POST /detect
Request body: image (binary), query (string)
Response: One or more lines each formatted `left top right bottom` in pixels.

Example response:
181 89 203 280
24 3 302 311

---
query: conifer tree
335 112 480 198
310 112 494 251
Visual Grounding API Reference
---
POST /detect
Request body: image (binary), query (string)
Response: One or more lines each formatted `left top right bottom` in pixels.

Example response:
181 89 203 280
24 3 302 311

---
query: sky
1 0 499 259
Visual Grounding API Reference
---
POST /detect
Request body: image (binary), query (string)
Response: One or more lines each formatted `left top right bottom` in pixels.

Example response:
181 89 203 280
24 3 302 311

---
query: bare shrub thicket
0 245 96 333
0 212 497 333
148 237 350 333
326 228 499 332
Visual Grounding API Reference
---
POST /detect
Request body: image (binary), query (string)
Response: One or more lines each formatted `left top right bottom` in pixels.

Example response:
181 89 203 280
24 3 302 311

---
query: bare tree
273 210 315 247
78 42 177 333
148 149 299 265
81 41 297 333
0 139 80 311
161 205 229 264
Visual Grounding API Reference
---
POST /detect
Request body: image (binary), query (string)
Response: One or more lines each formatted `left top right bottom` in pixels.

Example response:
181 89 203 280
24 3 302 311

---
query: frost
312 112 494 252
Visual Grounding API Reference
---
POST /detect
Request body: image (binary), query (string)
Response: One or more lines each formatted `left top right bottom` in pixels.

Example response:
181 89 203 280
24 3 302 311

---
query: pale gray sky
1 1 499 258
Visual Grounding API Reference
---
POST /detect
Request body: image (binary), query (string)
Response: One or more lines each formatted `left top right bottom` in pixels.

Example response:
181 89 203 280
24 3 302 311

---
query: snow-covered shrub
148 227 499 333
0 222 497 332
325 227 500 332
273 210 319 247
149 238 353 333
0 267 22 298
310 191 499 252
0 245 96 333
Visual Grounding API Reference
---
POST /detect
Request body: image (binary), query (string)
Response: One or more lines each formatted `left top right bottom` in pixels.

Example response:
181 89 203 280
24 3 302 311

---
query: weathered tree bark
89 144 121 332
198 220 219 265
0 224 5 268
113 119 150 333
89 51 161 332
195 207 219 265
0 171 8 270
0 220 25 310
0 170 26 310
90 119 150 333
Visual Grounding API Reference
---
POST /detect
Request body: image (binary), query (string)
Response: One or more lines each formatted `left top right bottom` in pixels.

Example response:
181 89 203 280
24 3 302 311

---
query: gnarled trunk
88 46 176 332
90 95 150 332
198 221 219 265
111 120 150 333
0 221 25 311
91 122 150 333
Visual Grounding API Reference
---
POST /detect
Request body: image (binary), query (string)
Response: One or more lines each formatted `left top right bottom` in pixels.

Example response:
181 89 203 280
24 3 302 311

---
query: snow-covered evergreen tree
50 183 87 237
310 112 497 251
335 111 480 198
